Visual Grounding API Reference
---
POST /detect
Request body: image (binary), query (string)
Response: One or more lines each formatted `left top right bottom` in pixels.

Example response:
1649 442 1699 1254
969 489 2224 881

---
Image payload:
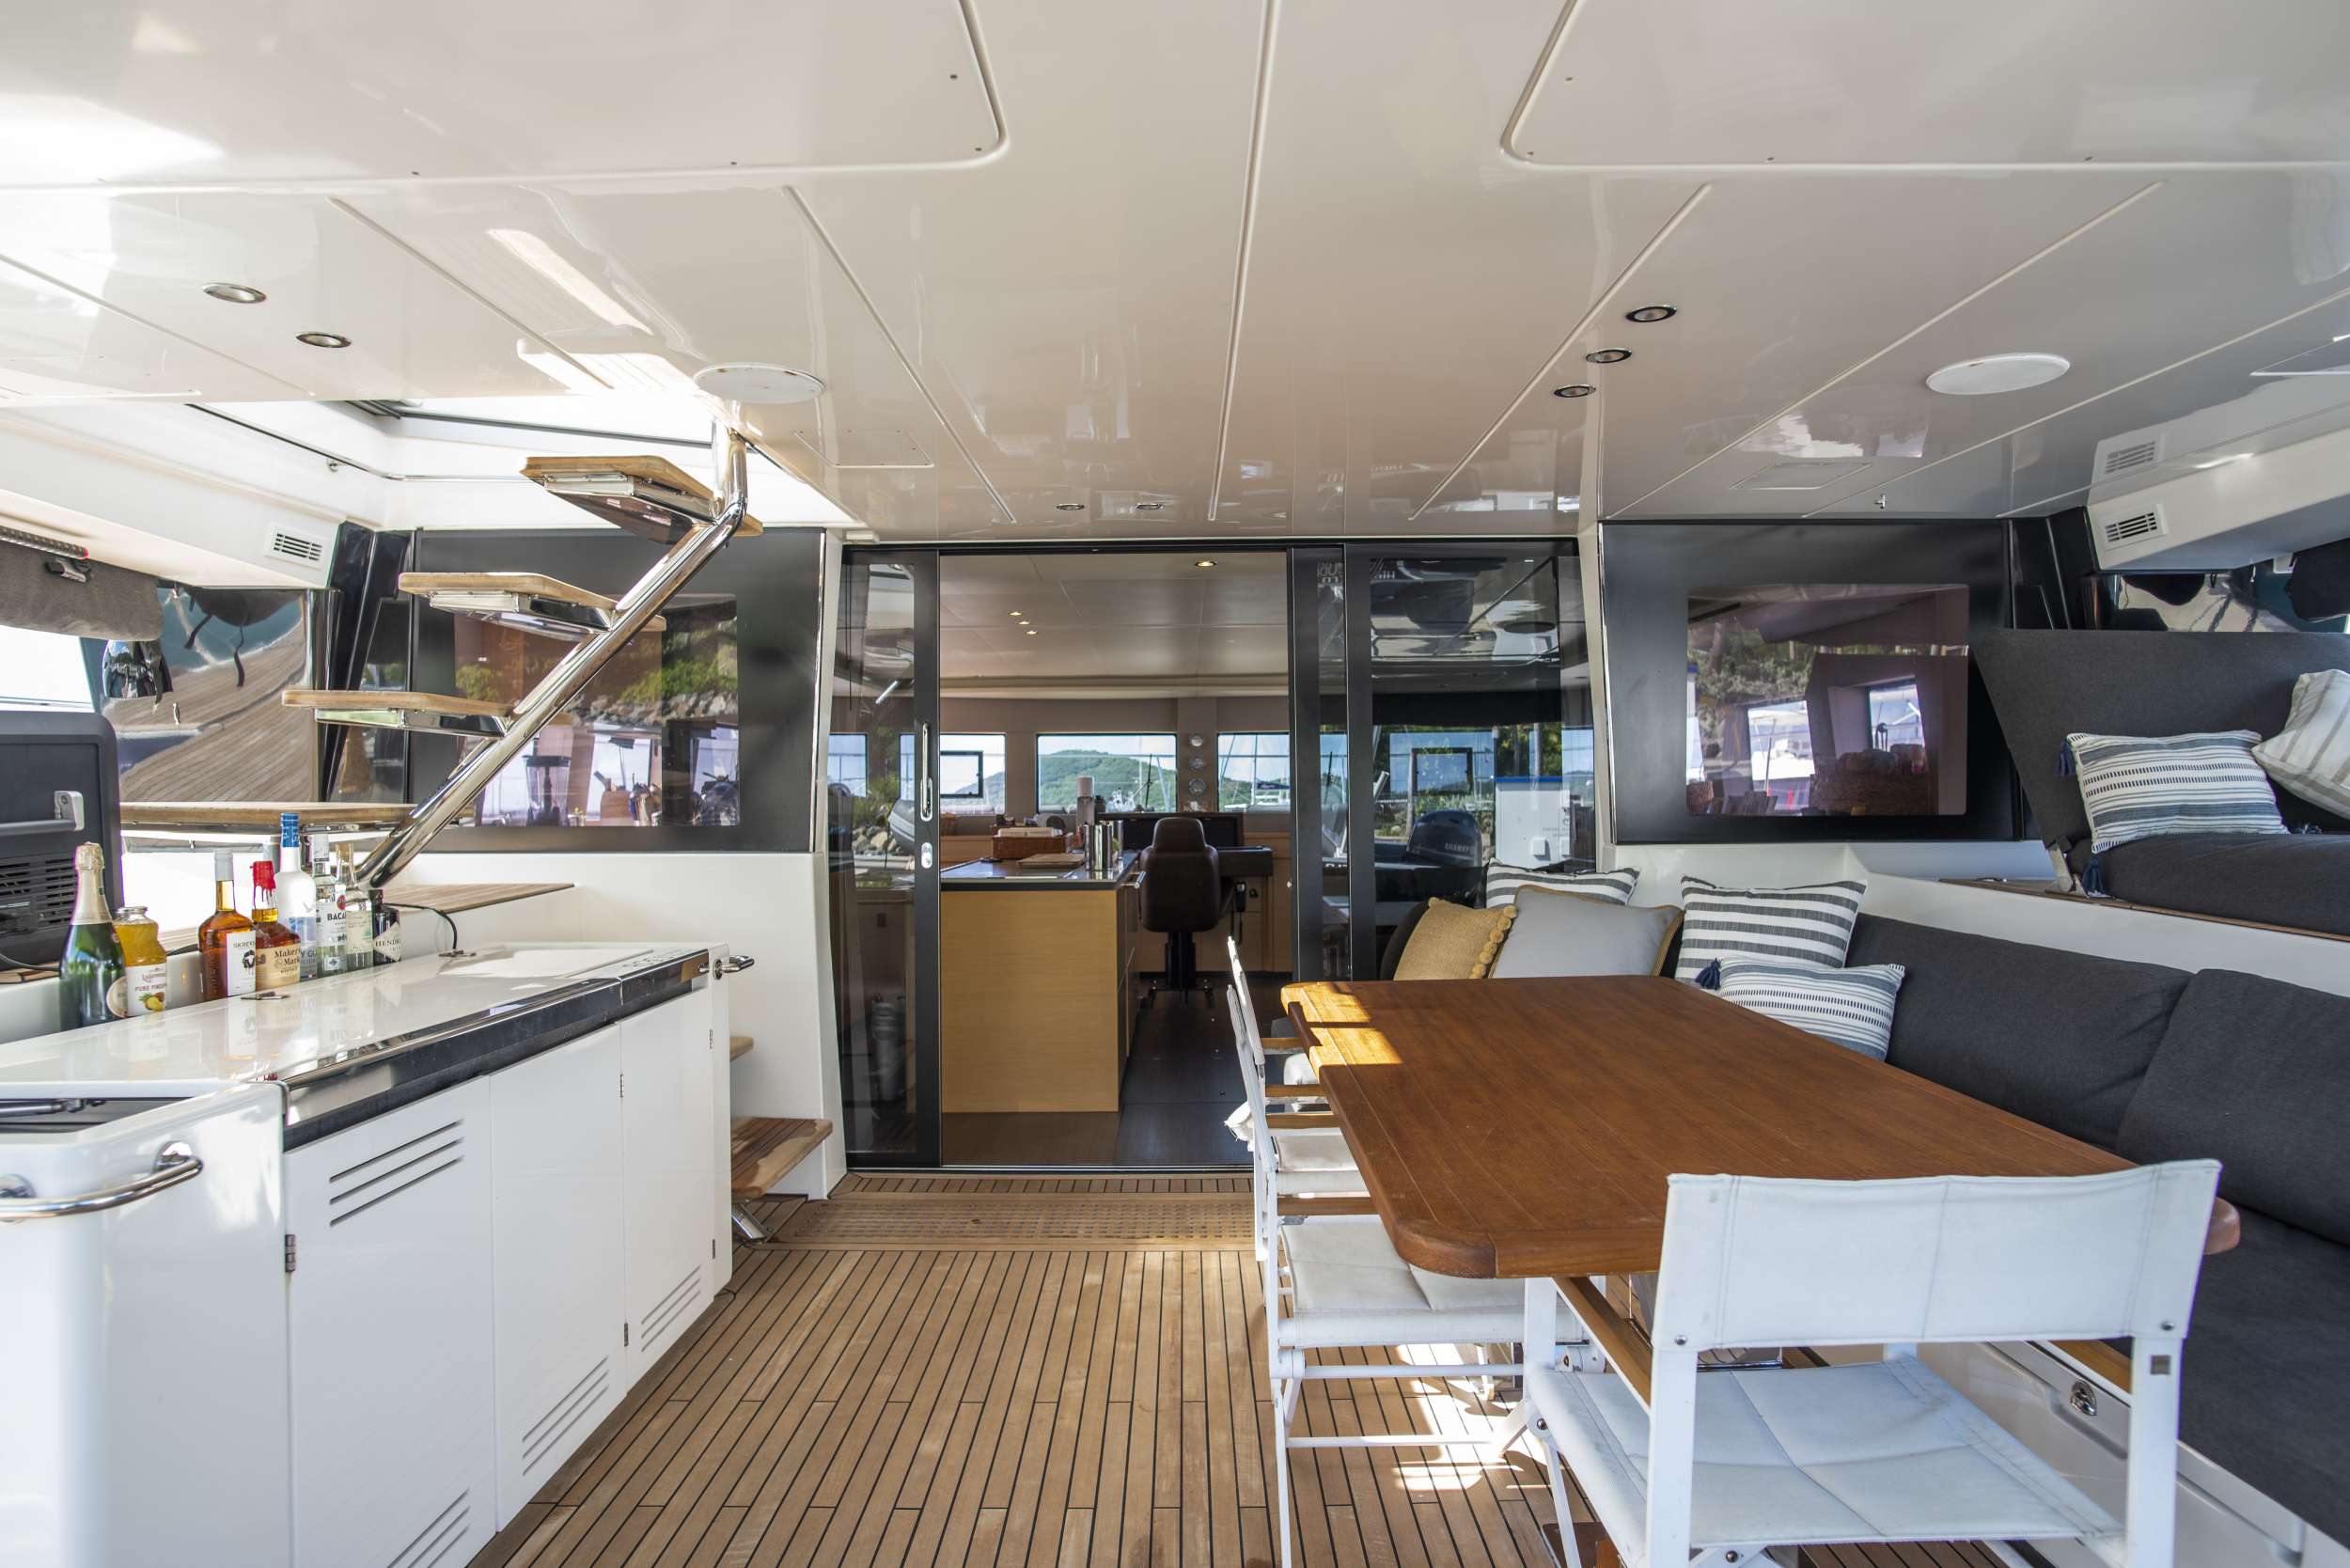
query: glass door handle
916 722 935 823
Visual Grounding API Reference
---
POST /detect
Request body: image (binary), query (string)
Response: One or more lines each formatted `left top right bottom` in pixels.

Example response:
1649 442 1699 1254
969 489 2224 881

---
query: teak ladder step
730 1116 830 1201
522 453 767 542
729 1034 754 1060
398 572 666 641
283 689 509 741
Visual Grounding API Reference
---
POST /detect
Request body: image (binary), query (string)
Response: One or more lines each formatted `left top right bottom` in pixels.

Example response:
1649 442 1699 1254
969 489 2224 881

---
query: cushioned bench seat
2084 831 2350 938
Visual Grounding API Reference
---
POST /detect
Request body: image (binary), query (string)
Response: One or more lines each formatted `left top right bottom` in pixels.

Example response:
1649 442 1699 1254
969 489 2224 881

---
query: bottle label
124 962 168 1014
224 931 258 997
256 942 301 992
340 908 372 959
373 918 402 964
105 974 131 1019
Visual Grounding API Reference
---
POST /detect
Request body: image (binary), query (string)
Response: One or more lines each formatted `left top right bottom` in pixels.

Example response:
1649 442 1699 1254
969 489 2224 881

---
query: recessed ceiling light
1008 610 1023 617
1023 628 1037 635
203 282 265 305
1551 384 1595 399
295 332 351 349
692 362 824 403
1054 502 1085 512
1925 352 2070 396
1134 501 1167 511
1584 348 1632 365
1195 559 1215 569
1624 305 1676 323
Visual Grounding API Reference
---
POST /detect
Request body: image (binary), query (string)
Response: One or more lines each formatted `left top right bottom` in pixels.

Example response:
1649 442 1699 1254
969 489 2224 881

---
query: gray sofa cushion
2118 968 2350 1247
1488 887 1681 979
1844 915 2186 1150
2092 831 2350 939
2162 1210 2350 1547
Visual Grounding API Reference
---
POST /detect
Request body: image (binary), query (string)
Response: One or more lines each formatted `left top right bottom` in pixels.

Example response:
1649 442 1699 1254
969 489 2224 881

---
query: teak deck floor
467 1177 2003 1568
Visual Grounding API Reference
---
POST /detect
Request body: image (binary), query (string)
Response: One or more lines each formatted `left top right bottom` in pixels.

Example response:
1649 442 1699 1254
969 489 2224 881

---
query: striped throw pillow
2067 729 2287 854
1484 863 1637 908
1716 960 1906 1059
2252 669 2350 820
1675 876 1864 982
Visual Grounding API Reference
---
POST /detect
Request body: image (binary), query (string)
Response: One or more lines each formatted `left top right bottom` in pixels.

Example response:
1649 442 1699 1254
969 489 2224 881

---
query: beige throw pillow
1391 899 1516 980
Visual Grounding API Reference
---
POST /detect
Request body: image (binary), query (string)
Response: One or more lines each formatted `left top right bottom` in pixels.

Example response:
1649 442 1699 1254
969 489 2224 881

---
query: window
1216 731 1291 809
1036 732 1179 812
939 732 1007 813
826 735 869 794
0 627 91 710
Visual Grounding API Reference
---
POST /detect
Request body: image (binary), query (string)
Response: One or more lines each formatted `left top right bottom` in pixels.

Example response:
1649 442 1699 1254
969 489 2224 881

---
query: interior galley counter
941 854 1144 1113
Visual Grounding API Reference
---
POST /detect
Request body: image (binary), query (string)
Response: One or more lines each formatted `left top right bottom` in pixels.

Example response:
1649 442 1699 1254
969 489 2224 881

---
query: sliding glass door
827 553 941 1165
1291 543 1586 979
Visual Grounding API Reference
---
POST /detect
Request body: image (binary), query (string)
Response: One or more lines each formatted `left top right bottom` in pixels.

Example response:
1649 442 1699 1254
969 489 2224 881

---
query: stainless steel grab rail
0 1140 200 1222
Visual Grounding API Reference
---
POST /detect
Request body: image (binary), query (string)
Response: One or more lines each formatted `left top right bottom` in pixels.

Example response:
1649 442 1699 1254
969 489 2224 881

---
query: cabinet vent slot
638 1266 702 1354
0 855 78 936
521 1356 612 1473
268 528 328 565
2099 507 2167 549
330 1119 462 1184
2101 437 2162 478
384 1490 470 1568
329 1130 464 1226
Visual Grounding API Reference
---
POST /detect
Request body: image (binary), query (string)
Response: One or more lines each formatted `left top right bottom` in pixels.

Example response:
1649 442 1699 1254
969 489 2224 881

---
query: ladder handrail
354 424 752 891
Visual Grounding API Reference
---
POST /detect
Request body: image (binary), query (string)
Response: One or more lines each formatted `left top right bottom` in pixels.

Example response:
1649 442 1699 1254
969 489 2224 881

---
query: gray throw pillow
1487 886 1682 979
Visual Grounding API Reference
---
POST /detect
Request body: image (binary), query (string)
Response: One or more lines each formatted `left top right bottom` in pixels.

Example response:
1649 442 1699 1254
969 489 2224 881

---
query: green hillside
1037 750 1178 810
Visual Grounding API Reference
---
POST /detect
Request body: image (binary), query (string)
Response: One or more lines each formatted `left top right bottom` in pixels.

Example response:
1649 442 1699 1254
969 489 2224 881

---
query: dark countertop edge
280 951 707 1149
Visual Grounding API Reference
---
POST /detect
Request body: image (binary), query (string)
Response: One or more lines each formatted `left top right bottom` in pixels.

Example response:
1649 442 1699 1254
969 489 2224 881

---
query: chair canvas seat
1539 1356 2123 1568
1270 1129 1363 1195
1280 1216 1523 1345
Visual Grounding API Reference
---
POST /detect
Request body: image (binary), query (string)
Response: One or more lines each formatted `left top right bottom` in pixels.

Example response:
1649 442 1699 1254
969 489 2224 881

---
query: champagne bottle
57 842 128 1030
250 860 303 992
196 851 257 1001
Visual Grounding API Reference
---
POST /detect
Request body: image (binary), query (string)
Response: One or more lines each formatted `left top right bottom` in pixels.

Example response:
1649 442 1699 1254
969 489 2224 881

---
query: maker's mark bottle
57 842 128 1031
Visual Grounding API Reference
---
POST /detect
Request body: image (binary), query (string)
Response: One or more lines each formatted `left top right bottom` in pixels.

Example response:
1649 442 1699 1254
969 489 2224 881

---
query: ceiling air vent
2100 437 2162 479
2099 506 2167 549
266 529 327 566
1731 459 1872 492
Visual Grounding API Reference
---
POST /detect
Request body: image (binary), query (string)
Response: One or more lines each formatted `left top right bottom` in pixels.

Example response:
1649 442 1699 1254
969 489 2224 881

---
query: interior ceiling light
692 363 823 403
202 282 265 304
1054 502 1085 511
1584 348 1632 365
1925 352 2070 396
1625 305 1677 323
1024 628 1037 635
1552 384 1595 399
1195 558 1215 569
295 332 351 349
1134 501 1167 511
1008 610 1023 617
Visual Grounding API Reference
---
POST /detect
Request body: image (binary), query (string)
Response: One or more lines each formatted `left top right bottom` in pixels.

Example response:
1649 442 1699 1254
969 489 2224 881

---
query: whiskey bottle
250 860 303 993
196 851 258 1001
57 842 128 1030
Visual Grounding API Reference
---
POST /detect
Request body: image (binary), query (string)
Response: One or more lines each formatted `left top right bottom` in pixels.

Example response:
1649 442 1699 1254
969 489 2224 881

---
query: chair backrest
1649 1164 2220 1352
1140 815 1222 933
1226 934 1263 1066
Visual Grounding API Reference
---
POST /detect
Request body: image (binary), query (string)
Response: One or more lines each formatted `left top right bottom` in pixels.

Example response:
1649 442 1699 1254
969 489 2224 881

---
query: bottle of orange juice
112 905 170 1014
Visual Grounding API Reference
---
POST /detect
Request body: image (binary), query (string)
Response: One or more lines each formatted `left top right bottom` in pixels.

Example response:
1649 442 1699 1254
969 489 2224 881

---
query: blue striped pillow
1484 863 1637 908
1676 876 1865 981
1716 960 1906 1059
2066 729 2287 855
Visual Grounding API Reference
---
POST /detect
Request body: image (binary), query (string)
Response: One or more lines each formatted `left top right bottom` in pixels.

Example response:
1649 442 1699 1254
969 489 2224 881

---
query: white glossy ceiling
6 0 2350 537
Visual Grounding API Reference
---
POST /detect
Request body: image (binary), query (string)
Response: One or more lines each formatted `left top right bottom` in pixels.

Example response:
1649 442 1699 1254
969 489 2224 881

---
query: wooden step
730 1115 830 1200
729 1034 753 1060
398 572 664 641
283 689 508 741
521 453 767 543
120 801 414 833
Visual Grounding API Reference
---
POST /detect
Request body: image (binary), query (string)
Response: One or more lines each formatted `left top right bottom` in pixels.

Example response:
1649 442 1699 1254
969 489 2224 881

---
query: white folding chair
1526 1162 2222 1568
1224 940 1358 1250
1229 981 1529 1568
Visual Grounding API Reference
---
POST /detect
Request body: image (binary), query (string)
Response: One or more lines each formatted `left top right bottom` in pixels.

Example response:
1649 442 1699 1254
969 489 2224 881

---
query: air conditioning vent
2100 438 2162 478
0 855 79 935
267 529 327 565
637 1266 702 1356
384 1490 470 1568
2099 507 2168 548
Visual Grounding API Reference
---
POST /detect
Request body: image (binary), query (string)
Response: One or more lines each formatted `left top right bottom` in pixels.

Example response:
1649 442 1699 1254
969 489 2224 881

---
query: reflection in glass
449 595 740 828
938 733 1008 814
1685 584 1968 818
828 562 919 1159
1361 554 1589 963
1216 731 1291 809
108 586 314 804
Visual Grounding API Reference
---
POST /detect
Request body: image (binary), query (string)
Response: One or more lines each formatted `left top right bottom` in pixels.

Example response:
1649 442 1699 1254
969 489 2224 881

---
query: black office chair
1139 815 1222 1004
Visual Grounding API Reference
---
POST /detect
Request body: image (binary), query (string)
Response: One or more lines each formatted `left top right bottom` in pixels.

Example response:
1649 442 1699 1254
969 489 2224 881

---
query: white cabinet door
489 1026 624 1528
288 1080 494 1568
621 986 717 1375
710 954 734 1293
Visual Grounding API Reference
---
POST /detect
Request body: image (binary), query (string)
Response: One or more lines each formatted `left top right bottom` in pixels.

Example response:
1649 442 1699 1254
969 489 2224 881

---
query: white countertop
0 944 688 1097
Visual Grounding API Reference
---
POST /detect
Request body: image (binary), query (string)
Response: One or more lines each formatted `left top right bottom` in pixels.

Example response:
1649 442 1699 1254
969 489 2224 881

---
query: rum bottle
57 842 128 1030
250 860 302 993
196 851 257 1001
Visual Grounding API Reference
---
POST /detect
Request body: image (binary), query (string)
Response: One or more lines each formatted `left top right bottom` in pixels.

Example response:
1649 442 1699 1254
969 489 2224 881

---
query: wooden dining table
1281 974 2181 1275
